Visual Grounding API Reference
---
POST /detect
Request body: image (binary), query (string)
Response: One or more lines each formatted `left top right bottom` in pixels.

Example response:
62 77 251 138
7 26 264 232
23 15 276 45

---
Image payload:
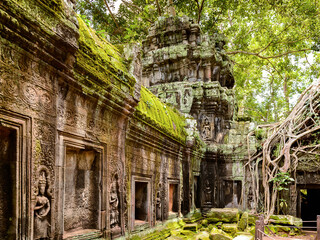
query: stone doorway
168 184 178 214
223 180 242 208
134 181 149 225
131 176 151 229
298 186 320 227
63 148 101 238
0 126 17 239
194 176 200 208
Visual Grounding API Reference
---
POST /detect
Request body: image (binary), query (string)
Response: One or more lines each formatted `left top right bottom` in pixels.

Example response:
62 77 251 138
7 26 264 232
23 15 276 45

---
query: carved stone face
39 183 46 195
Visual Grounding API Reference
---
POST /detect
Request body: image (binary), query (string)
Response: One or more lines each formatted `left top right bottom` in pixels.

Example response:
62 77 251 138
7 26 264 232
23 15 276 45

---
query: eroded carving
156 184 162 221
201 116 212 140
204 179 212 204
34 169 51 240
110 175 120 229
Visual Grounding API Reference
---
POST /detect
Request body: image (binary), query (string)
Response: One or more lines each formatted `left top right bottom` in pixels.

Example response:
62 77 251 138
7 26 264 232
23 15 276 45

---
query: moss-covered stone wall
0 0 205 239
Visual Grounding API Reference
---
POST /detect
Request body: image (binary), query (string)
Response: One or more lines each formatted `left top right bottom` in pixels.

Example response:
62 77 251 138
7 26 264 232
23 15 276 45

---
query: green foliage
255 128 267 140
76 0 320 122
269 172 294 191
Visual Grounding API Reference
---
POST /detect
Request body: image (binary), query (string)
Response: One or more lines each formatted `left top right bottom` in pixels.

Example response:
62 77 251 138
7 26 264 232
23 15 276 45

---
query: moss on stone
206 208 240 223
76 16 136 95
209 228 232 240
221 223 237 236
194 231 210 240
269 215 302 227
37 0 62 12
237 212 248 231
8 0 77 36
135 86 187 144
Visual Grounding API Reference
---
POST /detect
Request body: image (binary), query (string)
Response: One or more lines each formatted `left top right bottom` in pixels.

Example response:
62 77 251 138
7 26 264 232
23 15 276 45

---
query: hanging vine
247 81 320 220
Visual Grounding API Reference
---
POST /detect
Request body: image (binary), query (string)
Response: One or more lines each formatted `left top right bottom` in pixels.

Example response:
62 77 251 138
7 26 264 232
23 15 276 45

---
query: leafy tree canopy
76 0 320 123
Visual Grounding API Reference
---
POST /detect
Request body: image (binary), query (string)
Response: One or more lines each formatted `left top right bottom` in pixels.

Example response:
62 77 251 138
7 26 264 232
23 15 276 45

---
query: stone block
221 223 237 235
195 231 210 240
209 228 232 240
269 215 302 227
232 234 254 240
206 208 240 223
183 223 198 232
237 212 248 231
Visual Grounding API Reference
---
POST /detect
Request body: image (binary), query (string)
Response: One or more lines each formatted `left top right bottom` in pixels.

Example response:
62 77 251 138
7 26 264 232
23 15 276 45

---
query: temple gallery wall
1 0 318 239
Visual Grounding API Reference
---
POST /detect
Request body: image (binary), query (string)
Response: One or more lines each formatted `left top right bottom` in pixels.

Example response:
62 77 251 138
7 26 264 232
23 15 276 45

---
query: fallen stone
201 219 209 227
180 229 195 236
269 215 302 227
238 212 248 231
206 208 240 223
222 223 238 236
234 232 253 237
195 231 210 240
183 223 198 231
232 235 254 240
170 229 182 236
184 211 203 223
210 228 233 240
167 236 184 240
247 214 258 226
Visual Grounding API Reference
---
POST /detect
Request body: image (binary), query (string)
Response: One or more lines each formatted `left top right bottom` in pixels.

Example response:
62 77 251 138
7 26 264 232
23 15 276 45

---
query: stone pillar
289 185 298 216
182 148 191 215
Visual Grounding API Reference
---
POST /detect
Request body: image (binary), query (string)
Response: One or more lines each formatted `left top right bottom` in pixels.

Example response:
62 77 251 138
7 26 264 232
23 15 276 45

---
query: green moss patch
76 16 135 95
206 208 240 223
135 87 187 144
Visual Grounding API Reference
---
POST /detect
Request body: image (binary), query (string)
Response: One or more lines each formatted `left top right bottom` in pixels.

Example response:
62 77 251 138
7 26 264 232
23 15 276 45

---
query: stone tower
142 16 249 210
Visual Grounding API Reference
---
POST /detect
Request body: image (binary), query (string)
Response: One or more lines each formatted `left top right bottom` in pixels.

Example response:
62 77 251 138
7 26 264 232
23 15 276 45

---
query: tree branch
103 0 120 28
156 0 162 16
197 0 206 23
226 48 311 59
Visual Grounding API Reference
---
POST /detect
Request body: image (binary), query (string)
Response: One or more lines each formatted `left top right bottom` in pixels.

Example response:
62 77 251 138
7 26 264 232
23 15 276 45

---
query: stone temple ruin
0 0 319 239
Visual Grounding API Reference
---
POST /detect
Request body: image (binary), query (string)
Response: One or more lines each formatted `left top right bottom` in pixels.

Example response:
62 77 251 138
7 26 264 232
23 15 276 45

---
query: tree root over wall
247 81 320 221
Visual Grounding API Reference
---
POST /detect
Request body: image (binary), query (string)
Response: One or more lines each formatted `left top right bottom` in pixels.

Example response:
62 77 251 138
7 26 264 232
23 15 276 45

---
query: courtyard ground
263 230 316 240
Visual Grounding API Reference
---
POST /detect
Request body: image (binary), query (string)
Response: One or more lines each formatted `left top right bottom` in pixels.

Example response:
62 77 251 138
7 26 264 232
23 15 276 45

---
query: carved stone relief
34 167 51 240
204 179 212 204
200 115 212 141
110 174 120 230
156 183 162 221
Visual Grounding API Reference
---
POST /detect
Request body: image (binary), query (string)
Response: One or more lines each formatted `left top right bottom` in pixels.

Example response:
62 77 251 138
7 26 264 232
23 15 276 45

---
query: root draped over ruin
247 81 320 220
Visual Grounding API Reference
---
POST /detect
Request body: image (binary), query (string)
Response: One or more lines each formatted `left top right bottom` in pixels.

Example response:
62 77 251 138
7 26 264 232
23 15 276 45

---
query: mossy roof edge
135 86 187 144
76 16 136 95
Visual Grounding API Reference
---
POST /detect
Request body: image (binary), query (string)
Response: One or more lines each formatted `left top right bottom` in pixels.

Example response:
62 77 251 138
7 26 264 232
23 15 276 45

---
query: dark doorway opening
169 184 178 213
300 187 320 228
194 176 200 208
223 180 242 208
0 126 17 239
135 182 148 225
